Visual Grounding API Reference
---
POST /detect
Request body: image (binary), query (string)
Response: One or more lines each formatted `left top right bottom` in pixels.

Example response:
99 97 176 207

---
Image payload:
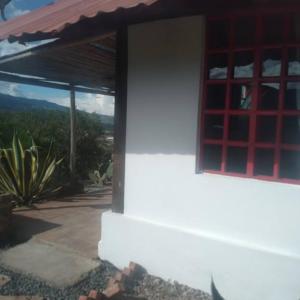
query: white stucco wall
100 15 300 300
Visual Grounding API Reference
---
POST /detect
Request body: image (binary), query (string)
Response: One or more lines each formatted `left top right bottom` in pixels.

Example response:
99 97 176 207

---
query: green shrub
0 110 112 184
0 134 62 206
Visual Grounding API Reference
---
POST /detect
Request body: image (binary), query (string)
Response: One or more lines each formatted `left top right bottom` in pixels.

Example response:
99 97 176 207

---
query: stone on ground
0 275 10 287
0 240 99 288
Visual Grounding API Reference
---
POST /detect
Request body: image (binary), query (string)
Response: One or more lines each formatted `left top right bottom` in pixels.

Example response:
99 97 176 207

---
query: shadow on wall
211 278 226 300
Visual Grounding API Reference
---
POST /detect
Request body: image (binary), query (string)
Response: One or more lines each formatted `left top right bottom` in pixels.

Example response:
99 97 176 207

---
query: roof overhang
0 32 116 95
0 0 159 43
0 0 298 95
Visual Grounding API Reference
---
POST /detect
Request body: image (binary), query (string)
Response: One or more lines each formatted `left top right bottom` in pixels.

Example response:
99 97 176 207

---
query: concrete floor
11 188 112 259
0 188 112 287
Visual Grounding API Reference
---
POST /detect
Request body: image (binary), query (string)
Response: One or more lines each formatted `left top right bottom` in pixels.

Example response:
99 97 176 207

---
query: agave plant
89 160 113 186
0 134 62 206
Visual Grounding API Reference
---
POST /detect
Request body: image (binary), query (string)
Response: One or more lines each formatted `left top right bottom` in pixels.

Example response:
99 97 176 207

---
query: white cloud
26 90 115 116
0 0 31 57
0 1 55 58
0 40 28 56
76 93 115 116
5 1 30 19
0 81 22 96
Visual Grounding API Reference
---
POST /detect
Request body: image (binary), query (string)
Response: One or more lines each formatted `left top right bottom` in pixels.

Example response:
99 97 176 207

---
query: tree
0 110 112 185
0 0 11 21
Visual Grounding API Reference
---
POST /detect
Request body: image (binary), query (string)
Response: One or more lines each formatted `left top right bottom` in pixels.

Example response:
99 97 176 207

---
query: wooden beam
0 72 114 95
112 25 128 214
69 85 77 181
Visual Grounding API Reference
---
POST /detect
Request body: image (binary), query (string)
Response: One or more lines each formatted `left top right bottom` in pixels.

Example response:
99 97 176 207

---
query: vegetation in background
0 134 62 206
89 160 113 186
0 110 113 185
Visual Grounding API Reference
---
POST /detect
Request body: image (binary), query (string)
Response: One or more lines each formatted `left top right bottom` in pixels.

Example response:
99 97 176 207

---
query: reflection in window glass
231 84 252 110
280 150 300 180
288 48 300 76
262 49 282 77
208 53 228 79
254 148 274 176
263 15 283 44
234 51 254 78
234 18 255 47
228 115 249 141
204 115 224 140
256 116 277 143
206 84 226 110
258 83 280 110
226 147 248 174
282 116 300 144
285 82 300 110
208 20 229 49
203 144 222 171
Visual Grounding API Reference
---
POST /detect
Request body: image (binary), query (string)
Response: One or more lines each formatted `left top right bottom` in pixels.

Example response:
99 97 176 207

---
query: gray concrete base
0 240 100 287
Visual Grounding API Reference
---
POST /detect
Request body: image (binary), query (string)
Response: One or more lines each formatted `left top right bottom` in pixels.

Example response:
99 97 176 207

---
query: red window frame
199 9 300 184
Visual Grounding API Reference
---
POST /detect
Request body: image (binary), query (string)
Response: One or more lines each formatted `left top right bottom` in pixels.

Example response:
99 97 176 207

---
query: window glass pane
206 84 226 110
203 144 222 171
258 83 280 110
234 51 254 78
208 20 229 49
280 150 300 180
254 148 274 176
234 17 256 47
288 48 300 76
226 147 248 174
204 115 224 140
289 13 300 42
282 116 300 144
256 116 277 143
262 49 282 77
231 83 252 110
228 115 249 141
285 82 300 110
208 53 228 79
263 15 284 44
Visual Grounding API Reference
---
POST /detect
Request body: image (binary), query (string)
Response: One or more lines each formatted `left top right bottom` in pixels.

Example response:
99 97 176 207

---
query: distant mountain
0 93 114 126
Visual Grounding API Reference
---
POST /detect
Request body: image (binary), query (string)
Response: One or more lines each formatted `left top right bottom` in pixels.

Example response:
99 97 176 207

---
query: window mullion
274 16 289 179
247 15 261 177
221 17 234 172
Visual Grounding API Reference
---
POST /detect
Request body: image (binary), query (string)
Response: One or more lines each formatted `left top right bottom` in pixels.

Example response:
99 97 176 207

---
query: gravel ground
0 260 212 300
0 260 117 300
131 274 212 300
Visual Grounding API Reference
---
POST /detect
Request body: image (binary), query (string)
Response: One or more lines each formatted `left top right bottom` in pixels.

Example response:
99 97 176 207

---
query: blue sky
0 0 115 116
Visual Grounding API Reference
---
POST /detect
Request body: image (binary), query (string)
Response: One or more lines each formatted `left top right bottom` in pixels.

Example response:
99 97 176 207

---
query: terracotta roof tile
0 0 158 42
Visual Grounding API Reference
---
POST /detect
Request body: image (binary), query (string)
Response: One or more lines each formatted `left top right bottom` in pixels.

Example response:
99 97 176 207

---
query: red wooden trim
281 144 300 151
204 169 300 186
199 8 300 184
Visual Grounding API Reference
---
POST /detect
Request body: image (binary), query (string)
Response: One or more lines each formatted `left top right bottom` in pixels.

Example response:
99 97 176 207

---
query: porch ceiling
0 34 116 95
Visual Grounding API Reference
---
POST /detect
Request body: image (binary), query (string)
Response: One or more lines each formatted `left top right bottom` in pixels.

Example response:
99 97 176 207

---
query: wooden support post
70 85 77 181
112 25 128 213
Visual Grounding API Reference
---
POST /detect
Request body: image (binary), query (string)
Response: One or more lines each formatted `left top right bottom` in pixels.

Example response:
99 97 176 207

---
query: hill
0 93 114 126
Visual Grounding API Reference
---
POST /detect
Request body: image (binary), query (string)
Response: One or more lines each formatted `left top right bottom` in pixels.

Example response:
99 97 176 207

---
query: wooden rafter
0 34 116 93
